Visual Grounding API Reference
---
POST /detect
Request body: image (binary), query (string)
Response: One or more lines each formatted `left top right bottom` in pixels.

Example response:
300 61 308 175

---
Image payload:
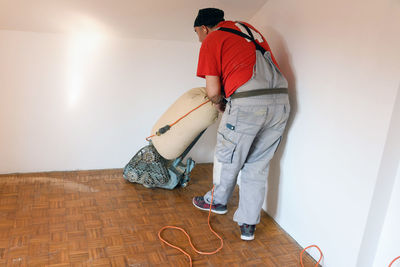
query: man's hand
214 102 226 113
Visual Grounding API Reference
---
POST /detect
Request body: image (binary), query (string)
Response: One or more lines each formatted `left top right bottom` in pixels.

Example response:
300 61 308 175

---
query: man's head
194 8 224 42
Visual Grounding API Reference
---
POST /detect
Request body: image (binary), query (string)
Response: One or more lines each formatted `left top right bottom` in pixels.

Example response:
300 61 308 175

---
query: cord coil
158 185 223 266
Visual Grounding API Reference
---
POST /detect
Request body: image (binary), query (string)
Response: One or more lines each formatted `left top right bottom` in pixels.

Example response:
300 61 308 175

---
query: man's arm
205 75 225 112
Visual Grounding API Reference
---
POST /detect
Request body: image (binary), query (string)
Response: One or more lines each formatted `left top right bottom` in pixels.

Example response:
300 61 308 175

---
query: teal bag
123 131 204 190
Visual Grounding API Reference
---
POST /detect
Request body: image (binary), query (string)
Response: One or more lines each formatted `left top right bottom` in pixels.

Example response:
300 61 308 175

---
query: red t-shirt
197 21 279 97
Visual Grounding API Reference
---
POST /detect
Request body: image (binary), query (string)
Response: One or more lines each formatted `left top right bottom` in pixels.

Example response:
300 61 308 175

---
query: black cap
194 8 225 27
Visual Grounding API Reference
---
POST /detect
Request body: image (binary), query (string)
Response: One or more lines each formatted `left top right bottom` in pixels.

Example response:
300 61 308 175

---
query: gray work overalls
204 23 291 225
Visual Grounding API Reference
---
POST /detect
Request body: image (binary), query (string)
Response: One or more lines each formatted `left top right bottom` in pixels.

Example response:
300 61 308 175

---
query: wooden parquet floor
0 164 317 267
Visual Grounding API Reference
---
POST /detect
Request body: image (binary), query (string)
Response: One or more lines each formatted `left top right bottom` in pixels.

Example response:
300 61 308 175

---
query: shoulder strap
218 22 266 54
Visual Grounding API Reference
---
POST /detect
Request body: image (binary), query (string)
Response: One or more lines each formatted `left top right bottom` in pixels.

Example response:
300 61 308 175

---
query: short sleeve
196 38 221 78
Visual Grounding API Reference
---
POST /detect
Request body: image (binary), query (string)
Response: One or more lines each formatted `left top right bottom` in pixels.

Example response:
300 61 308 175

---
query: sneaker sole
241 235 255 241
192 199 228 215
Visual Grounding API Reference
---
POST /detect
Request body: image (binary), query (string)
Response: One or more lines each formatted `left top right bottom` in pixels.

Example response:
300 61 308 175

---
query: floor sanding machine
123 87 218 189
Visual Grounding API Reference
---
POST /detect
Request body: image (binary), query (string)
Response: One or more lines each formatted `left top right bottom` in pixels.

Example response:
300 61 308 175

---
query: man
192 8 290 241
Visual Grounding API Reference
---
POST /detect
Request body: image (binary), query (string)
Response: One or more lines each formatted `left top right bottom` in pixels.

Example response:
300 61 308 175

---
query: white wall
250 0 400 266
373 164 400 267
0 30 217 174
360 84 400 266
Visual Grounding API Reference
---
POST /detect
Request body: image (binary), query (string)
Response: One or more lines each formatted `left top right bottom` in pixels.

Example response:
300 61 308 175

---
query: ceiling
0 0 268 42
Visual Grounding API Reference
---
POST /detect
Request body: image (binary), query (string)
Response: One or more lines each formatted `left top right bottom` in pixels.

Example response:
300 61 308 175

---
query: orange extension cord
149 98 329 266
300 244 323 267
389 256 400 267
145 94 400 267
146 99 211 141
158 185 223 267
299 247 400 267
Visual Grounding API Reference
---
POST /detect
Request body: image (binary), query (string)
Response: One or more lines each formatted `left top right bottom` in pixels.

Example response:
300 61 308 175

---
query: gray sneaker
240 224 256 241
192 196 228 215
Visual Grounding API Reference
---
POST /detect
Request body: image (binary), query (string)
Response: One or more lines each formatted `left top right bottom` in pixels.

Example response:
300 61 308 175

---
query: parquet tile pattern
0 164 317 266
